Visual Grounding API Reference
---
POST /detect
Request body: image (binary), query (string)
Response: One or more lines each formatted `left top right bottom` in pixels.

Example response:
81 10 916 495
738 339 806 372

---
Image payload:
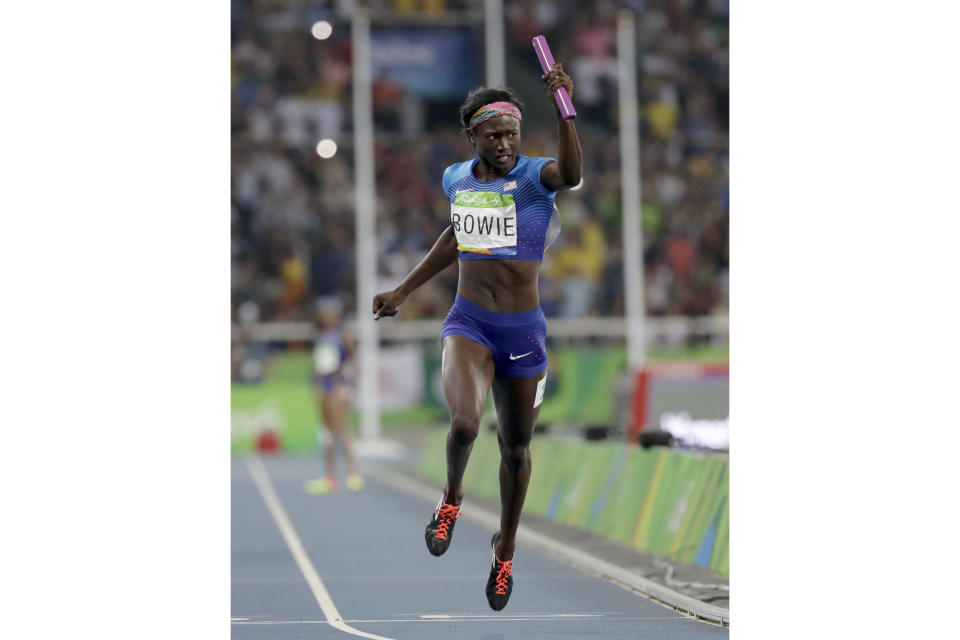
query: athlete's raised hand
541 63 574 114
372 288 406 320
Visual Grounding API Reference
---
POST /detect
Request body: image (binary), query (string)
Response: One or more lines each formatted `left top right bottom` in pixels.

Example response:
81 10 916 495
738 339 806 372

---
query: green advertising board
417 430 729 574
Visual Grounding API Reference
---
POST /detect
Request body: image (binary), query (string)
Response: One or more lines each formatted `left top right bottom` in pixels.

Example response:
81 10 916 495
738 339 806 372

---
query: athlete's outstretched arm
372 225 458 319
539 63 582 191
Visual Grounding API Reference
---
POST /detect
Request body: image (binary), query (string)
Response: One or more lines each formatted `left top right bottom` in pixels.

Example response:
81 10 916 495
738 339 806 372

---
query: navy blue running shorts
314 374 348 392
441 294 548 379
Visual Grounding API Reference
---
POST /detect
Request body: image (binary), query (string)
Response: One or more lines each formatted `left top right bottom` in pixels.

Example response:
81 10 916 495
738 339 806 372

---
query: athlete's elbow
562 169 581 188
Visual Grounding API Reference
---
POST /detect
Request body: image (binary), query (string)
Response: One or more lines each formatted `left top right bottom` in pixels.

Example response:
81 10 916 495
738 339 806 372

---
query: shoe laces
494 558 513 595
433 502 461 540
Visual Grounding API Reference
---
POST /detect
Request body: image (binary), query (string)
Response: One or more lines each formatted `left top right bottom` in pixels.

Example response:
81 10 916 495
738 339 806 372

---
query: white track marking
369 465 729 627
245 455 396 640
421 613 601 619
231 615 680 625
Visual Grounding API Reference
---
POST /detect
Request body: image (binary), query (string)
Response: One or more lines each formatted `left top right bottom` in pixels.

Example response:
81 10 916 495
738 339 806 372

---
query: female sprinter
372 64 581 610
304 296 364 494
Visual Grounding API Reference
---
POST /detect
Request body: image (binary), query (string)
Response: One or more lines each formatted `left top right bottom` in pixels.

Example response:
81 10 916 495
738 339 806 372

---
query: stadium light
311 20 333 40
315 139 337 158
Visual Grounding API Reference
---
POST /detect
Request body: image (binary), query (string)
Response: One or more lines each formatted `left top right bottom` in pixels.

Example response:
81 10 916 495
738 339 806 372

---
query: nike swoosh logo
509 351 534 360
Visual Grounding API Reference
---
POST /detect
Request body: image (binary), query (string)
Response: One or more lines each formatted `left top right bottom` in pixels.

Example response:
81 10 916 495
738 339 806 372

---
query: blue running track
232 456 729 639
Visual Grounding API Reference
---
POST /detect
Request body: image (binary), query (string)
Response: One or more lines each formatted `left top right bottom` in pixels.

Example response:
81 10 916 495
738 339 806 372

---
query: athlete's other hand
372 288 406 320
541 63 574 112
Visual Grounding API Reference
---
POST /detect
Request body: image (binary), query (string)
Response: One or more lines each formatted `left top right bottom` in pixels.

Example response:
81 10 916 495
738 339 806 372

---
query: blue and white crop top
442 154 561 263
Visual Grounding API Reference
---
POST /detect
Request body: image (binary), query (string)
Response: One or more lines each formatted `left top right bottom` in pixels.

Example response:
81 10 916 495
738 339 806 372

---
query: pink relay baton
532 35 576 121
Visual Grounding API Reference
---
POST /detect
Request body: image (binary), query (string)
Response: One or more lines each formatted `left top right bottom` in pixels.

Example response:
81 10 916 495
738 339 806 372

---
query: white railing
232 315 728 346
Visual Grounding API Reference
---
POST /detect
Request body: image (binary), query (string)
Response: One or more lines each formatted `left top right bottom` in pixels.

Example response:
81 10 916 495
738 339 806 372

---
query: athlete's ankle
494 536 514 561
442 486 464 505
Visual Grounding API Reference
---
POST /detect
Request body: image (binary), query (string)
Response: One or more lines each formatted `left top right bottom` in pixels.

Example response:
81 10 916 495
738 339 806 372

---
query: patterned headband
469 101 522 129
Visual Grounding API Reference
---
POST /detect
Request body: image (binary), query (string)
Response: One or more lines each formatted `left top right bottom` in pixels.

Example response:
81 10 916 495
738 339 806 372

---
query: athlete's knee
448 415 480 447
498 434 530 472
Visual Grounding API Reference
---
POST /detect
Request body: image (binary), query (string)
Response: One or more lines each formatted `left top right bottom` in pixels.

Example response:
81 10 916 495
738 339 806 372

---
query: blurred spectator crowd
232 0 728 325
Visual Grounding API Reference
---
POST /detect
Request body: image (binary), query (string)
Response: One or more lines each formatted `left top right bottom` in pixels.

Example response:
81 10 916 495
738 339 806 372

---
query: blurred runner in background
304 296 364 494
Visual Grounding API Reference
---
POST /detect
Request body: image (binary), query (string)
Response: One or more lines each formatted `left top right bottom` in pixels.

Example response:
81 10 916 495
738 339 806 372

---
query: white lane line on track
231 616 682 625
245 455 396 640
421 613 601 619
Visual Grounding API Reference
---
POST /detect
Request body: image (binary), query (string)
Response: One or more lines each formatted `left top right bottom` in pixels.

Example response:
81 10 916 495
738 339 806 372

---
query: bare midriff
457 259 541 314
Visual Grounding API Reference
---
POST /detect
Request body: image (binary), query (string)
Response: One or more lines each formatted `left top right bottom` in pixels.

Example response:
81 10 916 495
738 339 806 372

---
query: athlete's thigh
491 370 547 446
442 335 495 421
320 388 350 434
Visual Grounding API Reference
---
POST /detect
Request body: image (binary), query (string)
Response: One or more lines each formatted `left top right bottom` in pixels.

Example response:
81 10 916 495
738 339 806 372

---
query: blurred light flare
237 301 259 324
315 139 337 158
311 21 332 40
